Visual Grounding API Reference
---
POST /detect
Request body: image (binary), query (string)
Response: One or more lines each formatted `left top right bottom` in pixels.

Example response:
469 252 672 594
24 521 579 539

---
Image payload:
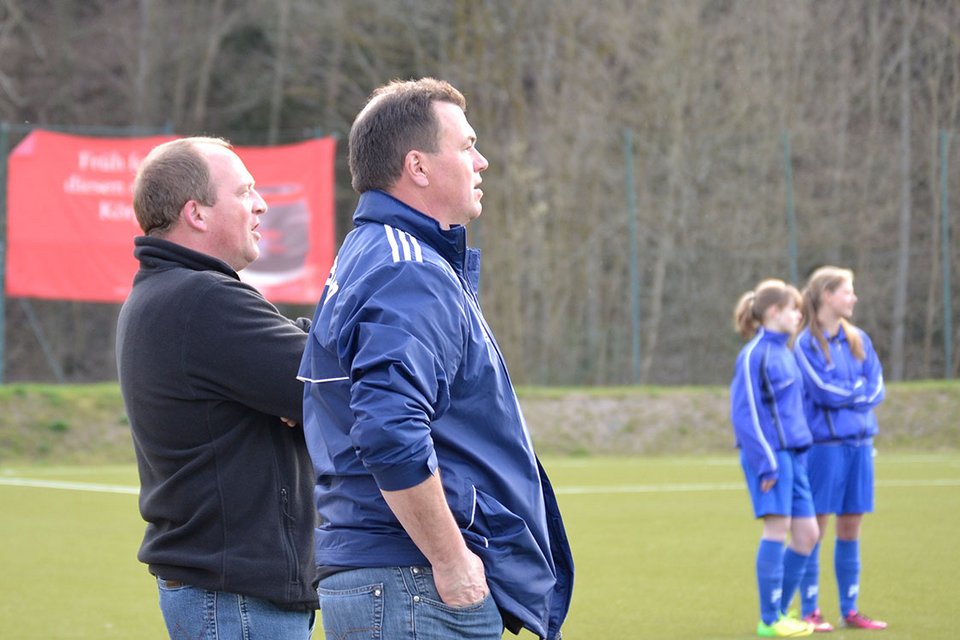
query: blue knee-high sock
835 539 861 615
799 542 821 617
757 539 785 625
780 548 810 616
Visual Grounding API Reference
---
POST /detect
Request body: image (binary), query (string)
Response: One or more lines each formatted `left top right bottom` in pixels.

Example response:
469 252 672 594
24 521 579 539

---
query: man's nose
475 150 489 172
253 190 268 214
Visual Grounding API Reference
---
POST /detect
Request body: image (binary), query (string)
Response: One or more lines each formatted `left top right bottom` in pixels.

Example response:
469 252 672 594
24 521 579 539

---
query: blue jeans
157 578 315 639
318 566 503 640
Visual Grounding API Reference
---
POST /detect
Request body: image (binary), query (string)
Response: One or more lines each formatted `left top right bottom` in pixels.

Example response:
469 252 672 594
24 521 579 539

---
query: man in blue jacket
299 78 573 640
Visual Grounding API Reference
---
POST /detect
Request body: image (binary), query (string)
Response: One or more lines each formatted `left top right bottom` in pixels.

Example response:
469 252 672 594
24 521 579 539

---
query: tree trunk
891 0 915 380
267 0 290 145
189 0 228 131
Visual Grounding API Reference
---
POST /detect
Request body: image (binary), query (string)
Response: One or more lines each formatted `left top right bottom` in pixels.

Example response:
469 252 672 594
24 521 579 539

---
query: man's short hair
133 137 231 236
348 77 466 194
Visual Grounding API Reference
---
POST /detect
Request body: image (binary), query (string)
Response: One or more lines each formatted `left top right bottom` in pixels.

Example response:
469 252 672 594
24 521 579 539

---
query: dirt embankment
1 382 958 464
520 382 960 455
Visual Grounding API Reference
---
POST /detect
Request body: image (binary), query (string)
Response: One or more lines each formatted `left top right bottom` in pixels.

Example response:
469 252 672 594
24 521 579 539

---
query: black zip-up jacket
116 236 318 610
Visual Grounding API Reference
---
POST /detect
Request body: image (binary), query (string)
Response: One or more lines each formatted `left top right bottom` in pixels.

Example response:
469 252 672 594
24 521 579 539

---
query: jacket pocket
462 488 555 638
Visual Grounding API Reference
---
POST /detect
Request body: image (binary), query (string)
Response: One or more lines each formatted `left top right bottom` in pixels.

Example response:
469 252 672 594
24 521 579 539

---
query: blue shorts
741 449 816 519
807 439 875 515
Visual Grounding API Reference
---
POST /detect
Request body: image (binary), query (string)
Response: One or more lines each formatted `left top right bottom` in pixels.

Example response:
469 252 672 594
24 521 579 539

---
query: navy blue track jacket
298 191 573 639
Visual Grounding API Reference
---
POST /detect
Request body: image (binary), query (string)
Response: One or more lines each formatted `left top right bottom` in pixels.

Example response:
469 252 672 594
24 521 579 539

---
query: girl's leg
757 516 789 625
835 513 864 616
780 516 818 616
799 514 830 617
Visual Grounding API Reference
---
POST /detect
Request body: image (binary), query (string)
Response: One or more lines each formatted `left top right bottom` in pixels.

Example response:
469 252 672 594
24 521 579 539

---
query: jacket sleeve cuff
760 470 778 484
369 450 439 492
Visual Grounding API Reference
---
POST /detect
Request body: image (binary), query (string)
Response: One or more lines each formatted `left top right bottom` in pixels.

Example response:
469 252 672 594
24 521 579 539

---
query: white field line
1 476 958 497
554 478 960 495
557 482 743 494
0 477 139 495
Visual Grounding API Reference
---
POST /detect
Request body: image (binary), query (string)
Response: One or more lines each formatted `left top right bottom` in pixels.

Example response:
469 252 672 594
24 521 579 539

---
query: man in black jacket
116 137 317 638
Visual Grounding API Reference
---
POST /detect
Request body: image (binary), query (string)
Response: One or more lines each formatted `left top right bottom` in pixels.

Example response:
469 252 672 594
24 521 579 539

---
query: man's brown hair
132 137 230 236
348 78 466 194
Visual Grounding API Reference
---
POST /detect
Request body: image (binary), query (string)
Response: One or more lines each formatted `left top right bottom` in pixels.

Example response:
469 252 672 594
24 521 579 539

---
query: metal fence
0 124 957 385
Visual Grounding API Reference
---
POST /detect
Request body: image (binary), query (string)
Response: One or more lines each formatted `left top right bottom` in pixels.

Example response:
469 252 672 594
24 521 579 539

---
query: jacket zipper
280 487 300 596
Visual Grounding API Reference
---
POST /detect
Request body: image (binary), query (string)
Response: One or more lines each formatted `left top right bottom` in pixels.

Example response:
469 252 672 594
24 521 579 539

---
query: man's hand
380 473 490 607
432 548 489 606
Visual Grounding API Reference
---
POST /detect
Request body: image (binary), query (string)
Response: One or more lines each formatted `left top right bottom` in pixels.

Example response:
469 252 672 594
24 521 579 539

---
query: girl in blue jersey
792 267 888 632
730 279 817 638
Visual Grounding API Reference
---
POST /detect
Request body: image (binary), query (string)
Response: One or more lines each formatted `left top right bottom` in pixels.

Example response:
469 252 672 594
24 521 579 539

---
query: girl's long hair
733 279 801 340
800 266 864 363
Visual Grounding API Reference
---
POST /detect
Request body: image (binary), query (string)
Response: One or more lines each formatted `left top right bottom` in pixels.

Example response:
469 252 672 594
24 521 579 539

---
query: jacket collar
758 327 791 345
824 324 848 345
354 190 480 291
132 236 240 282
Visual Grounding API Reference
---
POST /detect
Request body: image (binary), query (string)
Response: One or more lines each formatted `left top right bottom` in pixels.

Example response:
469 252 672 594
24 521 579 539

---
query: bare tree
890 1 919 380
266 0 290 145
2 0 960 384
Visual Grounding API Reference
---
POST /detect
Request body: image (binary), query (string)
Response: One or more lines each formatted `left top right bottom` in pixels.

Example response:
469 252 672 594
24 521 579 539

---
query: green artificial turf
1 453 957 639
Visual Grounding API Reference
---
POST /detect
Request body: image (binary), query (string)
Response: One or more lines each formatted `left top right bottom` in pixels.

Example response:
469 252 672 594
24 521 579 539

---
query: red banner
5 130 335 304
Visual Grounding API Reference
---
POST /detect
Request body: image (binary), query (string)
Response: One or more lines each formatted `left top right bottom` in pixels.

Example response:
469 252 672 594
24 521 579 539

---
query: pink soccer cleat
803 609 834 632
841 610 887 630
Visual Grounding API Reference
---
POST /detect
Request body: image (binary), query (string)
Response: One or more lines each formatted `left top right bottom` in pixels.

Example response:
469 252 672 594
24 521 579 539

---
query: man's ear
180 200 207 231
405 150 430 187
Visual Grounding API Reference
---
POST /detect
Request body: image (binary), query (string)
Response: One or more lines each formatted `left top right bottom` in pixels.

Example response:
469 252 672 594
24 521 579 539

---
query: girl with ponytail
730 279 818 638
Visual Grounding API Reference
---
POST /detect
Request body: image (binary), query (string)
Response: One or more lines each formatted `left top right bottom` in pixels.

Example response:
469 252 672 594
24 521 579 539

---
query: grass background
2 382 959 638
3 455 958 639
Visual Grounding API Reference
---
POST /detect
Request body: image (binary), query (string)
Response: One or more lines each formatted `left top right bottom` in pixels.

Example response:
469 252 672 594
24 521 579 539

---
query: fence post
782 130 798 285
624 128 642 384
0 121 8 384
940 129 953 379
